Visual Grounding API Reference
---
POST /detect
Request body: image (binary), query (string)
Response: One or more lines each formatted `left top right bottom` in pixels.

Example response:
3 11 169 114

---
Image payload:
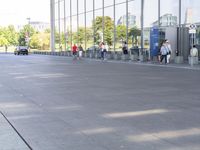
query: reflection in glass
115 3 126 50
105 5 114 50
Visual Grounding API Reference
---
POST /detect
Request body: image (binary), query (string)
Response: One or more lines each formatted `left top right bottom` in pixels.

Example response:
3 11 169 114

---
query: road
0 54 200 150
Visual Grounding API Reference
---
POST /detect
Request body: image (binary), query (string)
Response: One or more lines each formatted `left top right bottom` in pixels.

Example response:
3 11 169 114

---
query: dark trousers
160 55 167 64
101 51 104 59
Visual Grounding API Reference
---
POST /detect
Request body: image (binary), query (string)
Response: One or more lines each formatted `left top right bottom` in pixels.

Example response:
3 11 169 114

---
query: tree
93 16 114 46
73 27 92 44
116 25 126 42
30 33 50 50
0 35 8 47
128 26 141 46
6 25 18 45
104 16 114 46
18 25 35 46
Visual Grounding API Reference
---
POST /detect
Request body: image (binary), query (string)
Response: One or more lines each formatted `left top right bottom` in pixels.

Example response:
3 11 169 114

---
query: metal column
84 0 87 50
102 0 104 42
126 0 128 45
113 0 116 51
77 0 79 46
50 0 55 52
93 0 95 46
158 0 160 27
178 0 182 56
64 0 67 51
70 0 72 49
58 0 61 51
141 0 144 51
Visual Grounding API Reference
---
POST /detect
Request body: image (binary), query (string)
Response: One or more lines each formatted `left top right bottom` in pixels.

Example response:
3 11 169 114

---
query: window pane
86 0 93 12
116 0 126 5
72 0 77 15
78 0 85 14
128 0 141 48
105 0 113 7
94 9 103 45
78 14 86 50
86 12 93 49
65 0 70 17
115 3 126 50
95 0 102 9
105 5 114 50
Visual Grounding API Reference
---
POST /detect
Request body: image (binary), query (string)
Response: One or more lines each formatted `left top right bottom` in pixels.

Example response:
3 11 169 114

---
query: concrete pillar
50 0 55 52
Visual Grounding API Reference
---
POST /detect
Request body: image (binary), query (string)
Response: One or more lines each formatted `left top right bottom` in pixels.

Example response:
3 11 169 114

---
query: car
87 45 99 52
14 46 29 55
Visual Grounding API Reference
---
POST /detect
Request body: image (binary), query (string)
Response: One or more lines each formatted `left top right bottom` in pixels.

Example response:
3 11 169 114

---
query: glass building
50 0 200 60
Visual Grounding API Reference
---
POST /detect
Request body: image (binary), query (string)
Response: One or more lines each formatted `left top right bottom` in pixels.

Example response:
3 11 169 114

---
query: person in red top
72 44 78 58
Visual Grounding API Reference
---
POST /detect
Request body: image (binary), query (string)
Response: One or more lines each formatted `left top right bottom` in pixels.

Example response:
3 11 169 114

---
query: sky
0 0 50 26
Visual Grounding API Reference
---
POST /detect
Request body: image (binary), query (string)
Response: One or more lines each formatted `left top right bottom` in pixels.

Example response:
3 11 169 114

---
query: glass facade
52 0 200 59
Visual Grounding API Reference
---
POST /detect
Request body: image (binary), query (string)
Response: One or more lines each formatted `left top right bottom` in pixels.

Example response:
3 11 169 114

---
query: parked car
87 45 99 52
14 46 29 55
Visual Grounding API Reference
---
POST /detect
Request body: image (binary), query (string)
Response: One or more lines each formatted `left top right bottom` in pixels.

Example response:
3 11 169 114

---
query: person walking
72 44 78 60
100 42 105 60
165 40 172 63
78 45 83 59
160 41 168 64
122 41 128 55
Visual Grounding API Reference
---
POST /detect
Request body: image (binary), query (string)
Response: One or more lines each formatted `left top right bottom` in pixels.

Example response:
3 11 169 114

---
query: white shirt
190 47 198 57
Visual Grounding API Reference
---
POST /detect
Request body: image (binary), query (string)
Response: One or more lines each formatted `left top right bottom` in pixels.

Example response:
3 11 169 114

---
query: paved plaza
0 54 200 150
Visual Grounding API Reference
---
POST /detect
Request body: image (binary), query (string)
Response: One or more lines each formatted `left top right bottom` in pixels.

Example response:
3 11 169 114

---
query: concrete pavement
0 54 200 150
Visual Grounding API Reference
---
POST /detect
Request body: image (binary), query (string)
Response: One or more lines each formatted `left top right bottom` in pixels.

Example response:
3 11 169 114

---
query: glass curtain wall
55 0 137 52
53 0 199 59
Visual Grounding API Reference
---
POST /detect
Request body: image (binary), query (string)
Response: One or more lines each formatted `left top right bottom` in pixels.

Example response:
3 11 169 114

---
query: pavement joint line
0 111 33 150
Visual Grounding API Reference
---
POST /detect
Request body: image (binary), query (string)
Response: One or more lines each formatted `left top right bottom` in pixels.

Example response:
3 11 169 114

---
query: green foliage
72 27 92 44
104 16 114 46
0 35 8 46
128 26 141 45
0 25 18 47
93 16 114 46
30 33 50 50
18 25 35 46
116 25 126 42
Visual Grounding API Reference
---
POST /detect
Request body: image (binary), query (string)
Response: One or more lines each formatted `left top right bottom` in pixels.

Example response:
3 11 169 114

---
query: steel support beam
50 0 55 52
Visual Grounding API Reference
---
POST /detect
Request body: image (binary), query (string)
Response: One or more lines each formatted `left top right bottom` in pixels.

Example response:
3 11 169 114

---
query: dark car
14 46 29 55
87 45 99 52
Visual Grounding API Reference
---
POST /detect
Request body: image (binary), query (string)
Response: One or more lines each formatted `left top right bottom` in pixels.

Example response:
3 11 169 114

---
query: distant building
30 21 50 32
117 13 136 28
16 21 50 32
152 14 177 27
